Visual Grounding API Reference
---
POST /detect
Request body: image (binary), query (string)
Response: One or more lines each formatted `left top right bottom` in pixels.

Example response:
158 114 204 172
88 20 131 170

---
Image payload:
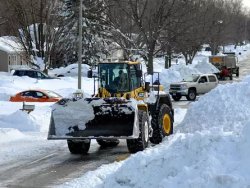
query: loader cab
98 62 142 94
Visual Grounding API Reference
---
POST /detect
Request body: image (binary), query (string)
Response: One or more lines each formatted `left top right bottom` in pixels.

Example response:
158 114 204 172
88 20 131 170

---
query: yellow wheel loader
48 61 174 154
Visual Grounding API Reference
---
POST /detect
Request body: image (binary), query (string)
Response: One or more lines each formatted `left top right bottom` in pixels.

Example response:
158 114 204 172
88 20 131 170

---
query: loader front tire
67 139 91 154
96 139 120 148
126 110 149 153
150 104 173 144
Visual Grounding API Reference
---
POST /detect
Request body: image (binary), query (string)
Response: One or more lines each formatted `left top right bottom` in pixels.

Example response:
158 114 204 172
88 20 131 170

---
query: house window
14 55 17 65
16 56 20 65
9 55 17 65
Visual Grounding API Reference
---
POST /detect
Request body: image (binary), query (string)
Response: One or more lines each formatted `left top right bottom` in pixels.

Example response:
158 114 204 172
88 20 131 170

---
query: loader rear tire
126 110 149 153
150 104 173 144
67 139 91 154
96 139 120 148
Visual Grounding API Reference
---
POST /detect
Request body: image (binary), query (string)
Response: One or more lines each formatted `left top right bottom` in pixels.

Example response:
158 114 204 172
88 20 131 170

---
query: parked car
10 89 62 102
13 69 57 79
169 73 219 101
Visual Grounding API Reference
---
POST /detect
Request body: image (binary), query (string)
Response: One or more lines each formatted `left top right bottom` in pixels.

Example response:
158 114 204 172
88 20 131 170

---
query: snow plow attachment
48 97 139 139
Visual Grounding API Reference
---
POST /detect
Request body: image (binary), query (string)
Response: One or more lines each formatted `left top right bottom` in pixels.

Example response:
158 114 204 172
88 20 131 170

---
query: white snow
0 128 26 143
49 63 90 77
0 43 250 188
0 36 23 53
0 110 40 131
52 98 95 136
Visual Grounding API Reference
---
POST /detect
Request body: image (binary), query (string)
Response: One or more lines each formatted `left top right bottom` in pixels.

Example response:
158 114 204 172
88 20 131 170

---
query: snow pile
178 80 250 133
93 128 250 188
159 68 182 91
59 75 250 188
158 59 219 91
0 110 40 131
49 63 90 77
52 98 95 136
192 58 220 74
0 128 26 143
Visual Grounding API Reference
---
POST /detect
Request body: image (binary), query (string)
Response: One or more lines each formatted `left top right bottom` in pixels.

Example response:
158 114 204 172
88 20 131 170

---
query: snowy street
0 138 130 187
1 0 250 187
1 46 250 187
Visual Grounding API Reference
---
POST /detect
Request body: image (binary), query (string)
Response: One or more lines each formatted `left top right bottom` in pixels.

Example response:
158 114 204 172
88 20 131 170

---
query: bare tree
172 0 212 64
104 0 142 60
0 0 16 36
205 0 244 54
107 0 181 74
225 0 246 48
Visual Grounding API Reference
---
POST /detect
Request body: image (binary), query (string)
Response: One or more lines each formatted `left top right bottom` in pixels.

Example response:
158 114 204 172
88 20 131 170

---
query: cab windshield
99 63 129 93
183 75 200 82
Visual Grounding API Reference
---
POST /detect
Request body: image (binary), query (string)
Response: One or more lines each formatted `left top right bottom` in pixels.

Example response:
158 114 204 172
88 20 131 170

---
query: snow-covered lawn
0 45 250 187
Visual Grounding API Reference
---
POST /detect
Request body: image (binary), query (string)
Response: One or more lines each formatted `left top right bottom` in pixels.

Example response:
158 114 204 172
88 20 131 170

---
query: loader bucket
48 97 139 139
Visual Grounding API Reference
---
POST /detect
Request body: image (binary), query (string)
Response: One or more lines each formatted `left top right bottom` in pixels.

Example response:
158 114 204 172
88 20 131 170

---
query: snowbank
178 78 250 133
0 110 40 131
0 128 26 143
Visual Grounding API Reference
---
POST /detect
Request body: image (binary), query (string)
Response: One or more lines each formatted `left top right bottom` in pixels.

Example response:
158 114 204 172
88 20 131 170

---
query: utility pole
78 0 83 89
245 18 248 43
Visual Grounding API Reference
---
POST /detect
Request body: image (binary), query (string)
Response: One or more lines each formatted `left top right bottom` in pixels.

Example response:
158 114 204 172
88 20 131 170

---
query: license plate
172 92 176 96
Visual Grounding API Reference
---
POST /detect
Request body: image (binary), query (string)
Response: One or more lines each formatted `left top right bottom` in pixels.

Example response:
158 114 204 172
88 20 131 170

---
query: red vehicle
10 89 62 102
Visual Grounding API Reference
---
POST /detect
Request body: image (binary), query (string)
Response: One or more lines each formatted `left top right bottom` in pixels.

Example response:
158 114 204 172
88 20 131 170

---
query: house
0 36 30 72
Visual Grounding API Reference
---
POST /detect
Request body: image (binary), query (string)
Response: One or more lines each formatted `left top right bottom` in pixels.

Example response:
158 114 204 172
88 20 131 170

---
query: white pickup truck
169 74 219 101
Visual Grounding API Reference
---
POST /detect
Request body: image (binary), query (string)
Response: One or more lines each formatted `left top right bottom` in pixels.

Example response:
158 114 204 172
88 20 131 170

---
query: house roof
0 36 23 54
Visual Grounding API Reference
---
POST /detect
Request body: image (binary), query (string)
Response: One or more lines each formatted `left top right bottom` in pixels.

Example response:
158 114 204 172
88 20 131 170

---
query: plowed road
0 139 129 187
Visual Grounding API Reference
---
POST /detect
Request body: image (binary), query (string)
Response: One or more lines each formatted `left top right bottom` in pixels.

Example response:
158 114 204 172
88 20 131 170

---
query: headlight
180 84 188 90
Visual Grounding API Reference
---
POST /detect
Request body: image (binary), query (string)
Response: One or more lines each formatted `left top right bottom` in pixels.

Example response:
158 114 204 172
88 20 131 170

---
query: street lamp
218 20 224 53
244 18 248 43
213 20 223 55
